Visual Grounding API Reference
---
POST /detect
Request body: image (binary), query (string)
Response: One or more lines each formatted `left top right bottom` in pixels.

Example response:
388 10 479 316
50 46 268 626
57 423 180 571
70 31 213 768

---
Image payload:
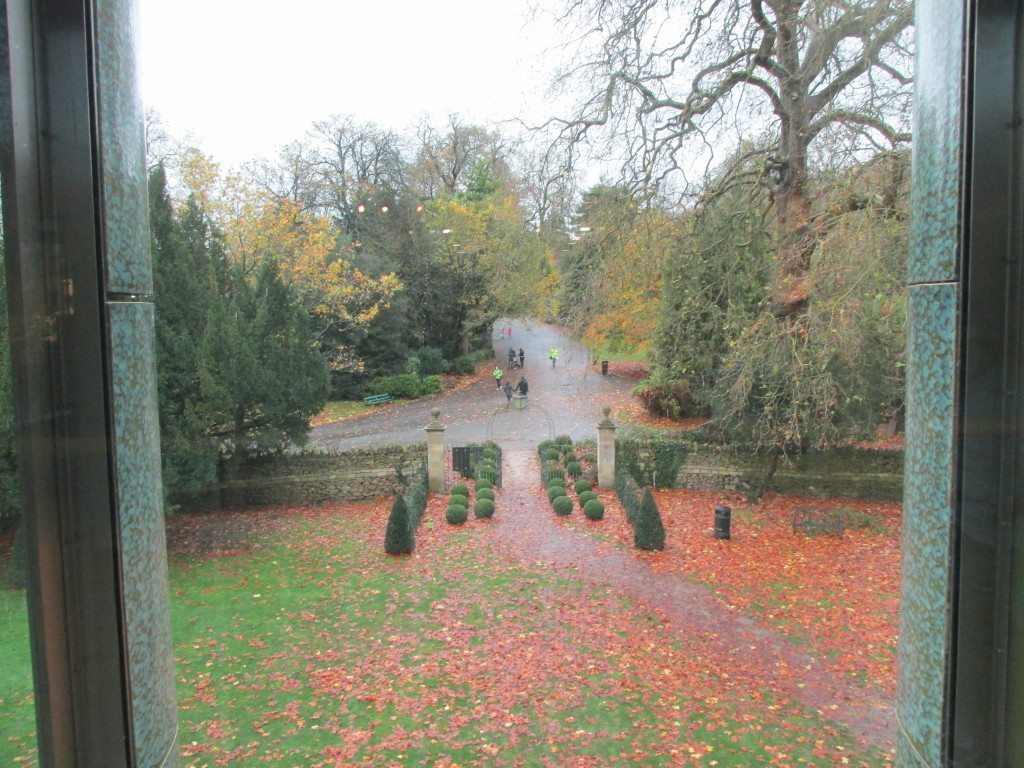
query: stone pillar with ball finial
425 407 446 493
597 406 616 488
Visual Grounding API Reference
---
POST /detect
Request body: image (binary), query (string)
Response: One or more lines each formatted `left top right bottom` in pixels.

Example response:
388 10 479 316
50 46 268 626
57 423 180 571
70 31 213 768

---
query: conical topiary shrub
385 495 414 555
634 489 665 551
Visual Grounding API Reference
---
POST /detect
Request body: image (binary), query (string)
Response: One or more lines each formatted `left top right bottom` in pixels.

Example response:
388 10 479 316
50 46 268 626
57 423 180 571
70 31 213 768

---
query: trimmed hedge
477 488 495 501
451 484 469 498
555 435 573 446
474 498 495 518
446 505 468 525
452 355 477 375
403 460 429 529
583 499 605 520
363 372 443 400
574 479 592 494
476 479 493 491
578 490 597 506
548 486 565 503
566 462 582 479
552 496 573 515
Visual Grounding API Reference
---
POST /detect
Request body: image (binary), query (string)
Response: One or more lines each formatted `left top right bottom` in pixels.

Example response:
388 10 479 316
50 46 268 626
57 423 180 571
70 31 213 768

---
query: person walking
508 346 516 368
492 366 504 389
516 376 529 404
518 348 525 368
549 347 559 368
503 381 514 406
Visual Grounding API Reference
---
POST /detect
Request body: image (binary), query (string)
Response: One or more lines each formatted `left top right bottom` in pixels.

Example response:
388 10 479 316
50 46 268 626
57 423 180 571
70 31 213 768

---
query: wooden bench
363 393 392 406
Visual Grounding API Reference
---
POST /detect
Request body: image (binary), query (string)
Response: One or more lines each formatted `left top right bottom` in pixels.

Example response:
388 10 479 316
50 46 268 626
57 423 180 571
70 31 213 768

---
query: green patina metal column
96 0 178 763
896 0 965 765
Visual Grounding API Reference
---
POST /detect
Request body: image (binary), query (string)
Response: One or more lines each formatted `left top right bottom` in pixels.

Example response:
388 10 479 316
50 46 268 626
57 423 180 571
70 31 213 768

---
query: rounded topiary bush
552 495 573 515
542 449 560 462
475 479 493 491
555 435 573 446
548 486 565 503
474 498 495 518
548 477 566 489
477 487 495 501
574 479 592 494
578 490 598 506
546 471 565 485
451 484 469 498
583 499 605 520
566 462 582 478
446 505 468 524
477 473 496 486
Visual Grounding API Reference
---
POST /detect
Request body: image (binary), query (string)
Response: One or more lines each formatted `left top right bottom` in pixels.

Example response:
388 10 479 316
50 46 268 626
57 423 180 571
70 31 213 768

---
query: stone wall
618 435 903 501
183 444 428 510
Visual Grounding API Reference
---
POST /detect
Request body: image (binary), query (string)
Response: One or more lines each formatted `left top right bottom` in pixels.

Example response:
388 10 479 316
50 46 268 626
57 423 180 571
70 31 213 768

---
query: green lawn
1 502 894 766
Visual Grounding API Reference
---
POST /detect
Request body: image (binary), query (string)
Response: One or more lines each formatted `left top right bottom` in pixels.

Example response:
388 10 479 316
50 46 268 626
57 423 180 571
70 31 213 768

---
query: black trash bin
601 360 609 375
714 504 731 539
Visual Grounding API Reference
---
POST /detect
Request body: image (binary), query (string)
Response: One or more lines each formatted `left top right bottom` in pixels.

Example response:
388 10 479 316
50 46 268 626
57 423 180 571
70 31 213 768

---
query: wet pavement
311 320 635 451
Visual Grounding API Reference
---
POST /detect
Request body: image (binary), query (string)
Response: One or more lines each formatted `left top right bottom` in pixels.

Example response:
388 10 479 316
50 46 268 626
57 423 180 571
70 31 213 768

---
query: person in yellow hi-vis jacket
492 366 504 389
549 347 559 368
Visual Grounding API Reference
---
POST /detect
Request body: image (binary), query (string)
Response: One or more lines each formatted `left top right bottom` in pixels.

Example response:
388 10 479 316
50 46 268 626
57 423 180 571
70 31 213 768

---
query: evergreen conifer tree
634 489 666 551
384 495 414 555
149 165 329 499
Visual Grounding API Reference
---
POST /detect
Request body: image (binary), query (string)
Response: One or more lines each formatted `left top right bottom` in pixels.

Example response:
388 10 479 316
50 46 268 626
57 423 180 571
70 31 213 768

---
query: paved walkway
311 320 635 451
493 448 896 752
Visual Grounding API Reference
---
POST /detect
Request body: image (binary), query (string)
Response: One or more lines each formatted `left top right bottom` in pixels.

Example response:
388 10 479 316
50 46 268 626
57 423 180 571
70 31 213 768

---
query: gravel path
311 319 635 451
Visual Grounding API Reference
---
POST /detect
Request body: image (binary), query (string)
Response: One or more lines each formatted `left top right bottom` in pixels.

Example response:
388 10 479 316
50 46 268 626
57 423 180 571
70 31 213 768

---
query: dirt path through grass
492 448 895 752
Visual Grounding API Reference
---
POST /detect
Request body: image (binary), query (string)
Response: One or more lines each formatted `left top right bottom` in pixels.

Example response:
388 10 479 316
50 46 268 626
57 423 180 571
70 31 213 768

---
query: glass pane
140 3 911 765
0 217 36 765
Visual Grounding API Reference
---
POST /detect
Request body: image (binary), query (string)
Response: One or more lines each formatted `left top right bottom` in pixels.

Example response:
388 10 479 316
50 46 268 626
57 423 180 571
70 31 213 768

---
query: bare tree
551 0 912 318
413 114 511 197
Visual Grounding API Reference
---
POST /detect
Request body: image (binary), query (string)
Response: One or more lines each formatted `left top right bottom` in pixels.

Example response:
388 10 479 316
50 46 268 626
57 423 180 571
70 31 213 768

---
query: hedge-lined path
311 319 635 451
495 448 896 753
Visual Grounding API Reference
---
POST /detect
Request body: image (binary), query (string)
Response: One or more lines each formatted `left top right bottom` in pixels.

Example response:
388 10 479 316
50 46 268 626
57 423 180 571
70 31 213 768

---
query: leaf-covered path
494 449 895 751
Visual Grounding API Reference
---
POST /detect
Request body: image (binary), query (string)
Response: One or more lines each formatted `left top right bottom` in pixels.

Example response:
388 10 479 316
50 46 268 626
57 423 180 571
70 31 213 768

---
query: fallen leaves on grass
573 485 902 694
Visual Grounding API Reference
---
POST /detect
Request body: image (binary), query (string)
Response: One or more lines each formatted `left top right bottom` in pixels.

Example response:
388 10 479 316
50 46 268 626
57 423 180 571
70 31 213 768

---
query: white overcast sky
138 0 572 168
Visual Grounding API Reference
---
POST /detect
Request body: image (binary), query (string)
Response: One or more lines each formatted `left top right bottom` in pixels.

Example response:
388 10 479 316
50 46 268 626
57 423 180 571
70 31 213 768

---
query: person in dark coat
516 376 528 398
503 381 514 406
518 348 525 368
508 347 516 367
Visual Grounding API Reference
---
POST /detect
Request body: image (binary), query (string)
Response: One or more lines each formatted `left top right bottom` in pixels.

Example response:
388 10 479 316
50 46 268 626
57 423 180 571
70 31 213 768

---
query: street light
357 204 366 214
381 205 389 213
